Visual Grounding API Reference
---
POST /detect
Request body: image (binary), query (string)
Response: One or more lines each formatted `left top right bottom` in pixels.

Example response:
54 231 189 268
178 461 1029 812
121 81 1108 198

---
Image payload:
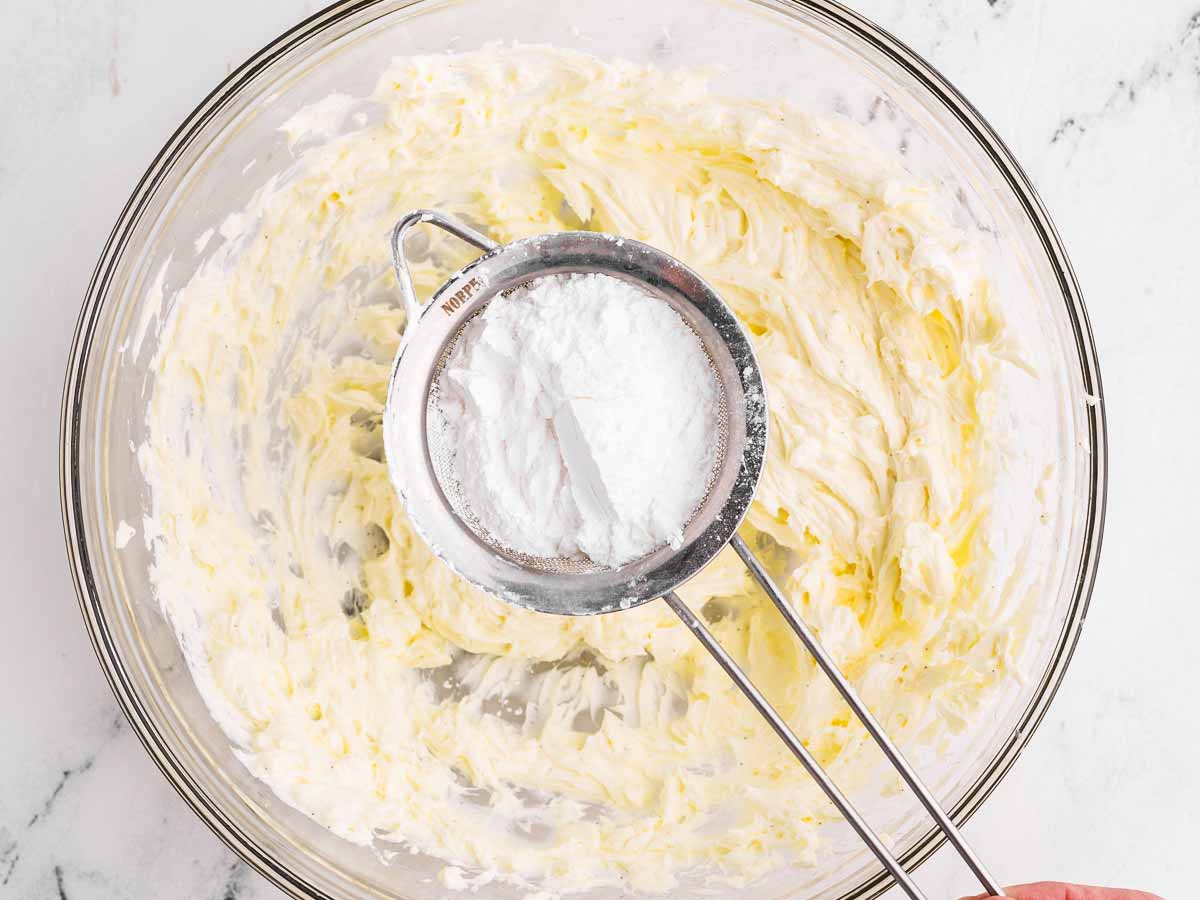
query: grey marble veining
2 1 1197 898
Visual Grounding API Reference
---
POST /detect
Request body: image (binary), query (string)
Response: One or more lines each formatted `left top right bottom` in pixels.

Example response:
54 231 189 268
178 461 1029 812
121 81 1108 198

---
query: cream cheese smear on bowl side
137 46 1030 897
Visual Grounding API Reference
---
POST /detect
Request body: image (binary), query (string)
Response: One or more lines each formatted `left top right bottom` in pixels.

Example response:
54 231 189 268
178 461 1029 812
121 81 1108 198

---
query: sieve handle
390 210 499 323
662 590 929 900
728 535 1008 898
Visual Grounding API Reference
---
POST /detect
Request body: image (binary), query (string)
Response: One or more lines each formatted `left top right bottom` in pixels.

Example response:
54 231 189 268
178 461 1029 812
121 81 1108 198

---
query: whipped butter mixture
140 47 1025 896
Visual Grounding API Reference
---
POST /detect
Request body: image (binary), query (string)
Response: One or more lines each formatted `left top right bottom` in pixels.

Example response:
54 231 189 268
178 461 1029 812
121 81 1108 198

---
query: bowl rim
59 1 1107 898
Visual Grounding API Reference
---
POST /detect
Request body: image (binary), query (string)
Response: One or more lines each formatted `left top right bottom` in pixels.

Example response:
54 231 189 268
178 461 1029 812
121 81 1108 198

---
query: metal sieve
384 211 759 611
382 210 1007 900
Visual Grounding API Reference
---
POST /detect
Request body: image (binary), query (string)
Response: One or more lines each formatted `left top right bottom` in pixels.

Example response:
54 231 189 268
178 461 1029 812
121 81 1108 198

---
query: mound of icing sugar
435 273 720 567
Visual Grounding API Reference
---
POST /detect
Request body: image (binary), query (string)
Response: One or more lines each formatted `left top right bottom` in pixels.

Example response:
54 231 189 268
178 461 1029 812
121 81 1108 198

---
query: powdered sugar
435 273 720 567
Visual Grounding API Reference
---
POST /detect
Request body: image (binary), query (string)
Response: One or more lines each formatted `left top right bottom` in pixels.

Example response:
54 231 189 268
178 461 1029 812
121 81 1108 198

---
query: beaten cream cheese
139 46 1026 897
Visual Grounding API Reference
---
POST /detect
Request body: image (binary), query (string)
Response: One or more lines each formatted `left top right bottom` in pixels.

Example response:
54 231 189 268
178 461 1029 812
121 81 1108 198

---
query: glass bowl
59 1 1106 898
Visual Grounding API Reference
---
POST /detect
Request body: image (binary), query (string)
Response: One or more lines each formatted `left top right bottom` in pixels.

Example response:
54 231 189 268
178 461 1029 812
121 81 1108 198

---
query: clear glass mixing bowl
60 1 1106 898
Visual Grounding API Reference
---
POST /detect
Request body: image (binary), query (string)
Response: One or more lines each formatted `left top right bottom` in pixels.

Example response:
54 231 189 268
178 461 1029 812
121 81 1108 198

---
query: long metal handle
390 209 498 323
729 535 1007 898
662 591 929 900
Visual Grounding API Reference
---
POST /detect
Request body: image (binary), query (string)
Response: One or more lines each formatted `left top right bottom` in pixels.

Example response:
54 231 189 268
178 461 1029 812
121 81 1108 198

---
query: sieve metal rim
383 223 767 616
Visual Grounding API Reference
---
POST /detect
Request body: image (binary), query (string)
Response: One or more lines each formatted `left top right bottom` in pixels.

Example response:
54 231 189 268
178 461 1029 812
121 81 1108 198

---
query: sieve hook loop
390 209 499 324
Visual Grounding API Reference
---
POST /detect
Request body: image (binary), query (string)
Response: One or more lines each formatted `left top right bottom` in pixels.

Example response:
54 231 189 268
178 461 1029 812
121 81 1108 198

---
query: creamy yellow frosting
139 46 1025 896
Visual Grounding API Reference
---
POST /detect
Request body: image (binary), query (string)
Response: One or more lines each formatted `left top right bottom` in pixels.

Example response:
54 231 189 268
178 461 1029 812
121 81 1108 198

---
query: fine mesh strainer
382 210 1007 900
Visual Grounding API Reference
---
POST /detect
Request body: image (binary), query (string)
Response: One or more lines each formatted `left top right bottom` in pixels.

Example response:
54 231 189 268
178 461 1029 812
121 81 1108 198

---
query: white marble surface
1 0 1197 898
